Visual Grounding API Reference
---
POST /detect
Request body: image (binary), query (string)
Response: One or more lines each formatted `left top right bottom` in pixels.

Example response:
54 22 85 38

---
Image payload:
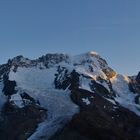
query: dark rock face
51 89 140 140
21 92 36 104
0 101 47 140
90 80 114 98
135 95 140 105
136 72 140 84
129 72 140 95
54 66 70 90
55 68 80 90
3 74 16 96
38 53 69 68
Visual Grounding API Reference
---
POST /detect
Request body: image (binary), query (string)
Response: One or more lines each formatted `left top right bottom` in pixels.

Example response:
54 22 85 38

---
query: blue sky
0 0 140 75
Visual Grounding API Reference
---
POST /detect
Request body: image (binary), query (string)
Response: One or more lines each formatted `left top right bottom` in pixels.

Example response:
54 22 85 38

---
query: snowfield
9 66 79 140
9 67 57 91
27 89 79 140
110 74 140 116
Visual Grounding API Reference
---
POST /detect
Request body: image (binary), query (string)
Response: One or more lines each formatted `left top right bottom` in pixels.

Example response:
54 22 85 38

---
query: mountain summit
0 52 140 140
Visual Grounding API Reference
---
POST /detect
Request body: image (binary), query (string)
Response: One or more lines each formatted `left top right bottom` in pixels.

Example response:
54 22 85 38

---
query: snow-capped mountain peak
0 51 140 140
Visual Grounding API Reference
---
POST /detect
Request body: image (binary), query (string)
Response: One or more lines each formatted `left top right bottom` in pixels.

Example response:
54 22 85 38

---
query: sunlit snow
111 74 140 116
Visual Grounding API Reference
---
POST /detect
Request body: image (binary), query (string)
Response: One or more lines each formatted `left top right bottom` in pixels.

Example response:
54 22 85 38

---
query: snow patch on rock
10 93 24 108
82 97 91 105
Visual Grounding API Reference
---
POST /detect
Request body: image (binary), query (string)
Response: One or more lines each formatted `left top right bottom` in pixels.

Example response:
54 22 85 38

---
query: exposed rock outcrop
0 102 47 140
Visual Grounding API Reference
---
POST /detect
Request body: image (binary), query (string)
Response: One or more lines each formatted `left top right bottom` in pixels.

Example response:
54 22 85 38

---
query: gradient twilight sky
0 0 140 75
